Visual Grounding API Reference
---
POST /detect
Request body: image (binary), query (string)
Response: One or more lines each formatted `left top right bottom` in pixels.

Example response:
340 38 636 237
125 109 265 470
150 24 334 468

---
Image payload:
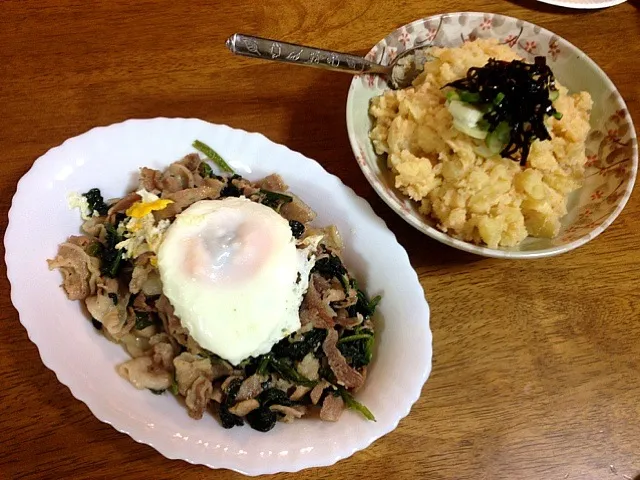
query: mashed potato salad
48 143 378 432
369 39 592 248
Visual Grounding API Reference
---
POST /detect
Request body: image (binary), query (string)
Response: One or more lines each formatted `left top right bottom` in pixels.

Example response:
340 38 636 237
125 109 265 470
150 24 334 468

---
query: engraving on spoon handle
226 33 386 75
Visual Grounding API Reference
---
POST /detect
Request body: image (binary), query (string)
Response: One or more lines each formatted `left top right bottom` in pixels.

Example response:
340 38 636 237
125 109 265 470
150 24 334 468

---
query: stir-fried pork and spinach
48 142 379 432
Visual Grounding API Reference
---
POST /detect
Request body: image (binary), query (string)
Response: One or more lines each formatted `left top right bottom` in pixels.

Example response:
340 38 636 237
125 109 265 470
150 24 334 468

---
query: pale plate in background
537 0 626 9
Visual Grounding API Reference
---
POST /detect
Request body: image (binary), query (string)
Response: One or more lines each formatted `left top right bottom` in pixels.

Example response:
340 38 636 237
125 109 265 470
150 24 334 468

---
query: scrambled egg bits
116 190 173 260
67 192 95 220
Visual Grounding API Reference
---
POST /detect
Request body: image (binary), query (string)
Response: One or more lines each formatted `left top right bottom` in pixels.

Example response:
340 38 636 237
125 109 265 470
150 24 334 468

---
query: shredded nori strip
445 56 560 165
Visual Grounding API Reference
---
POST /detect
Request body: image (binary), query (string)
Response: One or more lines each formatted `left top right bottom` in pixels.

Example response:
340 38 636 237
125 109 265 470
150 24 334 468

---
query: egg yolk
126 198 174 218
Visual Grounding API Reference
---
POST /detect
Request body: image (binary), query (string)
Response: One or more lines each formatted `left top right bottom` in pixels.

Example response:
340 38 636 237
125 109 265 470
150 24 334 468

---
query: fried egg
157 197 318 365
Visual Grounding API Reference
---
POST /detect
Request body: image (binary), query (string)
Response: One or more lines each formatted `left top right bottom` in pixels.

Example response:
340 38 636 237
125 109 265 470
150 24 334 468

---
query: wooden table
1 1 639 479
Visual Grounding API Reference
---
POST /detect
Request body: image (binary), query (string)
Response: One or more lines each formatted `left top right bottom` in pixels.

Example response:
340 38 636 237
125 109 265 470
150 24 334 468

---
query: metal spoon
225 33 432 89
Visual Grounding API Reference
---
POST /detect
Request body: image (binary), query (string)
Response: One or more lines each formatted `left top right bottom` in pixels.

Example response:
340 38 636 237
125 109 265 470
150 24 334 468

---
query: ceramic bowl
346 12 637 259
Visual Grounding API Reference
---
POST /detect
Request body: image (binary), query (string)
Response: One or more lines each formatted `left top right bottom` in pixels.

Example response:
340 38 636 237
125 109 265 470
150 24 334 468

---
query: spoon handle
226 33 387 75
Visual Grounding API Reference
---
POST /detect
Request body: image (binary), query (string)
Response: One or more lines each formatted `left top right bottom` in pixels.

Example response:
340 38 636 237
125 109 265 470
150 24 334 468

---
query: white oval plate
537 0 625 9
4 118 432 476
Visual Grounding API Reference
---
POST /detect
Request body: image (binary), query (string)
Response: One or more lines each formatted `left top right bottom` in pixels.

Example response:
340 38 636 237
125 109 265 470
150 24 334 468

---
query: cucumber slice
473 142 495 158
485 121 511 154
549 89 559 101
445 90 460 102
447 100 484 127
458 90 481 103
453 120 488 140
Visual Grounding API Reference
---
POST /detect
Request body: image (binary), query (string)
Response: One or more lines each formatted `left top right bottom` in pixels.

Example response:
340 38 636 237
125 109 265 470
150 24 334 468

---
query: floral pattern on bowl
346 12 638 259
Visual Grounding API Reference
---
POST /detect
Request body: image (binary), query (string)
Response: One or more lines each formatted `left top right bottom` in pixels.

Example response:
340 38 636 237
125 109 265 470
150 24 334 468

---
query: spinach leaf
288 220 305 239
312 254 346 279
220 378 244 429
312 254 350 290
271 328 327 361
198 161 214 178
262 356 316 388
260 189 292 210
337 329 374 368
246 406 277 432
346 287 381 320
198 349 225 363
192 140 235 174
86 242 103 257
83 188 109 216
339 387 376 421
100 223 124 278
220 180 242 197
258 388 294 408
257 354 271 376
170 378 179 395
240 354 269 377
318 365 337 385
246 388 295 433
134 312 154 330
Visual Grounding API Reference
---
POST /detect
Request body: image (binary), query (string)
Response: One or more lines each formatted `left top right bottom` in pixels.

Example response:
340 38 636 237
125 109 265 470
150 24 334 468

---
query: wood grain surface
1 1 639 479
